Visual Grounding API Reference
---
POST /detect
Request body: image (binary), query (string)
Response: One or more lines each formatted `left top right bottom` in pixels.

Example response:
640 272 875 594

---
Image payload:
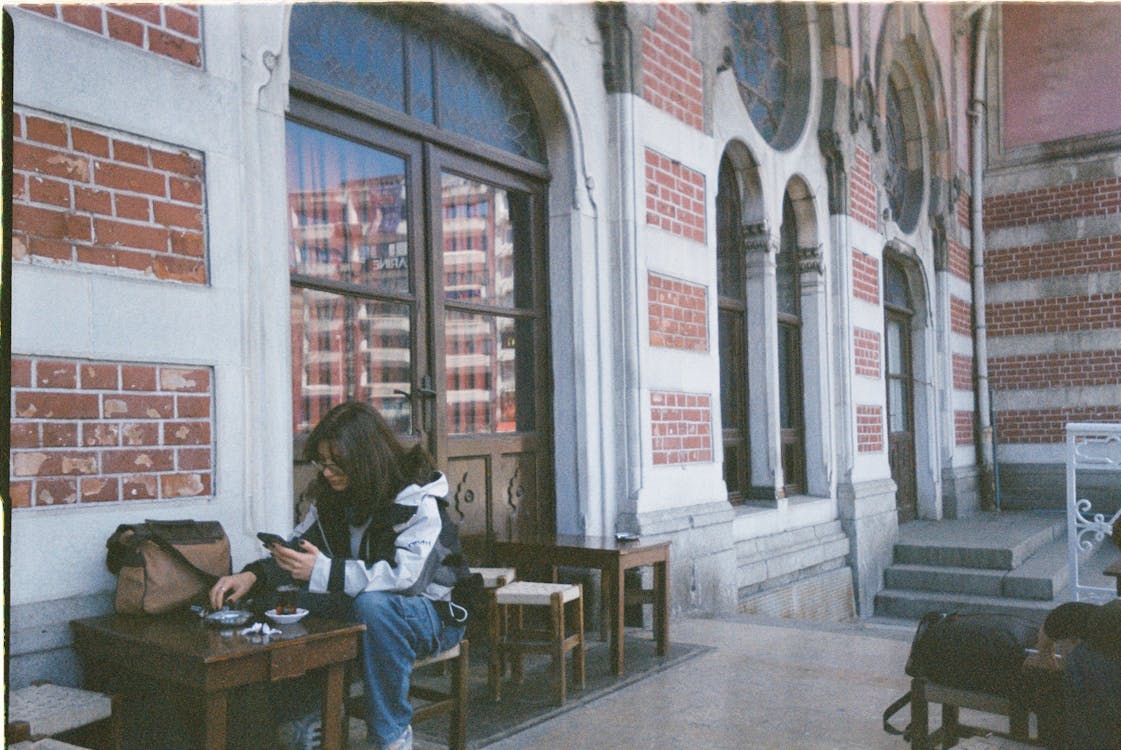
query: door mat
403 636 712 749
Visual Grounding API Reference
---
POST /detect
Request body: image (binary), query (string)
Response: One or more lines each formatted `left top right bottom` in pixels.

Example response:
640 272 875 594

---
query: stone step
874 587 1055 623
883 539 1070 601
893 513 1065 570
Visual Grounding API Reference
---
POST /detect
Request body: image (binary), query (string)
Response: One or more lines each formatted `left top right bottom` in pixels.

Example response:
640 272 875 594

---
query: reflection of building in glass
289 173 412 434
289 171 524 437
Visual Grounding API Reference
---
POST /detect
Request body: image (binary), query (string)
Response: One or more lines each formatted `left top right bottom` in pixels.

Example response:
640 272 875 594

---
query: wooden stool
6 682 121 750
471 567 517 683
345 640 469 750
490 581 585 706
909 676 1034 750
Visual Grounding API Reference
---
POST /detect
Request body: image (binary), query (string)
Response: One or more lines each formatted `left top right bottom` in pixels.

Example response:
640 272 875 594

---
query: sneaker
382 724 413 750
277 710 322 750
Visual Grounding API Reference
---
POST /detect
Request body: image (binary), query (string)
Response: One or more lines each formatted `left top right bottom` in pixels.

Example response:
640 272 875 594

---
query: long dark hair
302 401 435 517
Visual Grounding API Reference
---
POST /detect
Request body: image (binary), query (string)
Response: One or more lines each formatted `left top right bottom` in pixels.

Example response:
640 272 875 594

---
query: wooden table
71 612 363 749
493 534 669 675
1105 561 1121 595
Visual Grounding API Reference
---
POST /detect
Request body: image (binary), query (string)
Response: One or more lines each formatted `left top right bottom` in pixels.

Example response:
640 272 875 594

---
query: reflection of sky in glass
286 121 405 189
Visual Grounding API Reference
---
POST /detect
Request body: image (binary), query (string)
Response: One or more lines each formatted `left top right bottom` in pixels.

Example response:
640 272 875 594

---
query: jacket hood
393 471 448 507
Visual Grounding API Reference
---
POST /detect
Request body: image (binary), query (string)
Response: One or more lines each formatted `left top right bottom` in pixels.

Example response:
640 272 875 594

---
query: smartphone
257 532 304 550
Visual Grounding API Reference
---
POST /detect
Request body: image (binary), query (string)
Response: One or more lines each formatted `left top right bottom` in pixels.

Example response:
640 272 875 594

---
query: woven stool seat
412 642 460 669
9 684 113 740
469 567 517 588
10 739 93 750
494 580 580 606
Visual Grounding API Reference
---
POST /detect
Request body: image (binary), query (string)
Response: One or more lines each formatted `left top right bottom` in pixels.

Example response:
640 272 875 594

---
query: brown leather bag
106 520 232 614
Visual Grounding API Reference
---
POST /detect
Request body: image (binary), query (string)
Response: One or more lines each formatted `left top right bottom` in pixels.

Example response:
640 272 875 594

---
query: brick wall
852 249 879 304
957 192 971 230
986 293 1121 337
950 295 972 336
648 272 707 351
855 405 883 453
850 148 877 229
640 4 703 131
952 353 974 391
853 327 880 377
10 356 213 508
22 4 202 67
12 108 206 283
645 148 706 243
989 350 1121 390
997 406 1121 444
955 410 974 446
984 177 1121 229
986 234 1121 284
650 391 712 465
948 239 971 282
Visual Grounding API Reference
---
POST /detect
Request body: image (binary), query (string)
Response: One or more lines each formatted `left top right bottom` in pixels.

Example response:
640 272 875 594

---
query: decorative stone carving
818 129 848 216
798 244 825 275
596 3 633 94
741 221 775 255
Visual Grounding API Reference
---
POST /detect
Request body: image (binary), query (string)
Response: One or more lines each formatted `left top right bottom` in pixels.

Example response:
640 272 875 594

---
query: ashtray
204 609 254 628
265 607 309 625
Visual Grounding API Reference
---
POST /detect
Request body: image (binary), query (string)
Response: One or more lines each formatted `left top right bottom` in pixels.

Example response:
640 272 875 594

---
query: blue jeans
296 590 465 746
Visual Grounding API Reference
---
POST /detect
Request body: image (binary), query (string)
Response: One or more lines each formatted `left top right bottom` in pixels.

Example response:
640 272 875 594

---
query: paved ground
365 612 1020 750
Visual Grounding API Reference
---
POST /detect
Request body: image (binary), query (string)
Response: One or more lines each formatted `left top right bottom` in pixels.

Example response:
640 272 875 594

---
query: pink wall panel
1002 4 1121 148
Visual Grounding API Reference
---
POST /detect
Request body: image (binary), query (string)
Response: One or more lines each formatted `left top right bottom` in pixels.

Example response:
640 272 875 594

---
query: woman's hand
209 571 257 610
271 539 321 582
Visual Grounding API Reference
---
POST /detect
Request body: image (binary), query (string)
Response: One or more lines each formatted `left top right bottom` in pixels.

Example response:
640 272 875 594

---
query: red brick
120 421 160 446
169 177 203 204
153 200 203 230
112 139 150 167
107 3 161 23
176 394 210 418
93 161 166 196
105 11 144 46
35 479 79 506
71 127 111 158
83 423 121 447
150 149 201 179
14 392 100 419
163 421 210 445
94 217 169 252
148 28 201 66
60 3 105 33
169 229 204 257
113 193 150 221
36 359 78 388
160 367 210 391
154 254 206 284
177 447 211 471
11 423 40 449
24 236 73 262
164 5 199 37
121 365 157 391
25 116 69 148
27 176 71 208
11 358 33 387
161 472 210 498
122 475 159 500
41 422 79 447
10 482 32 508
102 393 174 419
14 203 82 241
74 186 113 214
80 477 121 503
103 448 175 473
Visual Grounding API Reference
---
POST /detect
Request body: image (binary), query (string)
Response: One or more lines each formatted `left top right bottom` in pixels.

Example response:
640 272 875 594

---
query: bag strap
882 690 912 737
142 530 223 586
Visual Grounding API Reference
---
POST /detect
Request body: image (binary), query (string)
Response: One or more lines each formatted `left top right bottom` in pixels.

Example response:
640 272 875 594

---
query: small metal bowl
204 609 254 628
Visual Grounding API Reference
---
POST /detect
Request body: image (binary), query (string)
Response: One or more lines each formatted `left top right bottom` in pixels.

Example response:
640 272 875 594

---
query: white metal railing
1066 422 1121 602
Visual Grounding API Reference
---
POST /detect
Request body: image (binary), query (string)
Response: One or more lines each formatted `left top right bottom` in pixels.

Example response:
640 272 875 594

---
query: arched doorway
884 258 917 521
285 4 554 555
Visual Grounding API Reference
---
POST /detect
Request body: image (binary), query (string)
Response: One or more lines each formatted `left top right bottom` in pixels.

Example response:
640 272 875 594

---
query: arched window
776 194 805 495
287 3 554 547
716 156 750 502
884 75 921 231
